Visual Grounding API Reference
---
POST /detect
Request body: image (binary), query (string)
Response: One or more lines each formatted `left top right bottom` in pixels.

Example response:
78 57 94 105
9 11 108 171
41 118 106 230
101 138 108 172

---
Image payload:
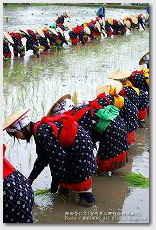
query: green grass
3 3 147 10
34 188 50 196
122 172 149 188
34 188 67 202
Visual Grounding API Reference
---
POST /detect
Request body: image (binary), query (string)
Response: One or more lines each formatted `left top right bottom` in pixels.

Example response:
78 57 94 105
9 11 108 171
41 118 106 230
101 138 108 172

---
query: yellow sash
142 69 149 86
109 87 124 109
125 81 140 95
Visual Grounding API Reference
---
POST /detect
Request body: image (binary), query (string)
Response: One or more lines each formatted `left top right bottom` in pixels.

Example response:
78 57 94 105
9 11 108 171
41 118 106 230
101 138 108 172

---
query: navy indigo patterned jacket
28 121 96 185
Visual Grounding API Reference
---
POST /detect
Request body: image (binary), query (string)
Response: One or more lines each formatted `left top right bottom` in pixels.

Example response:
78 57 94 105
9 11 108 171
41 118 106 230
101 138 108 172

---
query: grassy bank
52 3 147 10
3 3 147 10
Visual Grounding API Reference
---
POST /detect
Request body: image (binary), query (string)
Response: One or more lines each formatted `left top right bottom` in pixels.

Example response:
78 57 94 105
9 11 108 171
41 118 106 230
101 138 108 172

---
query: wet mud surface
32 117 149 224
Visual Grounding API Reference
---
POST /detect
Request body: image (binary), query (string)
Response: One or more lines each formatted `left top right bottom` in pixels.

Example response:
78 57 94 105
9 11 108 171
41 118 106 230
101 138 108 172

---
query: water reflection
3 29 149 120
33 174 131 223
32 155 136 223
3 4 146 31
32 123 149 224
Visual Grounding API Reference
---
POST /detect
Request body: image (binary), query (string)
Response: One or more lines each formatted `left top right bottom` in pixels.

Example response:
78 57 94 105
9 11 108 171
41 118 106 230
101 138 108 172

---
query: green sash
94 105 120 134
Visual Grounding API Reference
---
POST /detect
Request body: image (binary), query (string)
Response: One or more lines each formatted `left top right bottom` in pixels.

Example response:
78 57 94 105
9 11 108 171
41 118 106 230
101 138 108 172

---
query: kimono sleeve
29 123 67 183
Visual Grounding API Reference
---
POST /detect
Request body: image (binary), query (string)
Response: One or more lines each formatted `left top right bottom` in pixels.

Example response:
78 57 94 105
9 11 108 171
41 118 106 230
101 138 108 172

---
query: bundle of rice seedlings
122 172 149 188
34 189 67 202
34 188 50 196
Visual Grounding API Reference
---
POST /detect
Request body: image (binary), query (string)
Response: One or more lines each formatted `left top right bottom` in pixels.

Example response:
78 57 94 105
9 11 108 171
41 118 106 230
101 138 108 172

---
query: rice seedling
34 188 67 203
31 100 38 117
122 172 149 188
41 100 46 115
34 188 50 196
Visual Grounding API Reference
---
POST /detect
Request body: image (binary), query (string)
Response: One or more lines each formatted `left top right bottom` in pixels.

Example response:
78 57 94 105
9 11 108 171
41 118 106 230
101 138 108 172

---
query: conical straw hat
83 26 91 35
3 32 14 44
19 28 29 35
43 26 49 32
3 109 30 131
47 94 71 116
96 84 111 96
124 21 131 28
66 10 71 18
49 27 58 36
108 18 114 25
108 80 122 93
65 21 73 31
63 10 71 18
96 22 101 32
96 80 122 96
139 52 149 65
102 18 106 27
108 70 132 80
36 27 45 37
71 92 78 106
119 19 124 25
57 27 64 36
131 17 138 24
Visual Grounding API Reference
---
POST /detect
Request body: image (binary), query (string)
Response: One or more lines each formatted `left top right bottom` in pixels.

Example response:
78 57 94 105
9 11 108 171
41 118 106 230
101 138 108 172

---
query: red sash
96 151 128 172
64 100 101 122
3 144 15 179
33 115 78 147
60 178 92 191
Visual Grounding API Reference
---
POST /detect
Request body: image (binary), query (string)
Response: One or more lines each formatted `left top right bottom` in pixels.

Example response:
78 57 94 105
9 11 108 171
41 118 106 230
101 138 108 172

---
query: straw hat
139 52 149 65
109 80 122 93
66 10 71 18
63 10 71 18
96 83 110 96
3 32 14 44
108 18 114 25
3 109 30 131
83 21 88 26
96 80 122 96
36 27 45 37
119 19 124 25
83 26 91 35
43 26 49 32
102 18 105 27
65 21 73 31
49 27 58 35
71 92 78 106
19 28 29 35
47 94 71 116
56 27 64 36
131 17 138 24
16 30 26 36
96 22 101 32
108 70 132 80
124 21 131 28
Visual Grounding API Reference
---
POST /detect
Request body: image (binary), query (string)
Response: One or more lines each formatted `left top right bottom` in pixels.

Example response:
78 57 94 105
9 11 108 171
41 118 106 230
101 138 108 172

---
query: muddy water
3 5 149 224
31 121 149 224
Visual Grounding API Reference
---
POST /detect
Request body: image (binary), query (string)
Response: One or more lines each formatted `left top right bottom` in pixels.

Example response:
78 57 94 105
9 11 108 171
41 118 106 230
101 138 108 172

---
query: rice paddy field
3 4 149 224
